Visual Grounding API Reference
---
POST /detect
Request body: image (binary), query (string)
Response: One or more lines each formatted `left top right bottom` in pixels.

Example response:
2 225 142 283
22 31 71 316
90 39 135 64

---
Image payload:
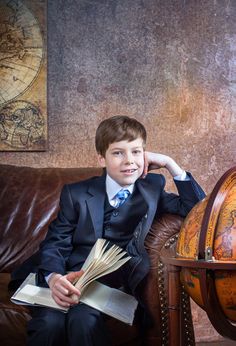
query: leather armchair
0 164 195 346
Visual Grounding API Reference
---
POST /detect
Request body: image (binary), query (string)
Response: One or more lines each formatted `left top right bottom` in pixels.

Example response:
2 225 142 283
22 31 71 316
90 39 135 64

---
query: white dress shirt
106 174 134 207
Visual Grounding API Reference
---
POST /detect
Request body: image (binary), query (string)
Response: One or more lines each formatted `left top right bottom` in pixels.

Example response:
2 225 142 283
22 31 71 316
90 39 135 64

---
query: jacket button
112 211 119 217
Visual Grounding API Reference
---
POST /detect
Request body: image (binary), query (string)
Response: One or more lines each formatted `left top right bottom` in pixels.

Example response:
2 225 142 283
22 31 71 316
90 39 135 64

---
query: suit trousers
27 303 112 346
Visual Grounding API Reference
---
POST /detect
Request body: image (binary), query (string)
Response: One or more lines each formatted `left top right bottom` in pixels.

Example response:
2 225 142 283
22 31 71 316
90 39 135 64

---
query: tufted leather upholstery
0 164 195 346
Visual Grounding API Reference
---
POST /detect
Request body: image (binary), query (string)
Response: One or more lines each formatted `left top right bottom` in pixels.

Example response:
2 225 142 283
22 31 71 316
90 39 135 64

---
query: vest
103 187 148 248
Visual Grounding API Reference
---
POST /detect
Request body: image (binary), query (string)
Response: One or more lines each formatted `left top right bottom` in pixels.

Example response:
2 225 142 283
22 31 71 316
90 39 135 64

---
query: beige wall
1 0 236 341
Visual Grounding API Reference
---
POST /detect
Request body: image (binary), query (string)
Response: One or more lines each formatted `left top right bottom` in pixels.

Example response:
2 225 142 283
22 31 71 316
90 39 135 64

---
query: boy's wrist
48 273 62 289
174 170 188 181
165 158 184 177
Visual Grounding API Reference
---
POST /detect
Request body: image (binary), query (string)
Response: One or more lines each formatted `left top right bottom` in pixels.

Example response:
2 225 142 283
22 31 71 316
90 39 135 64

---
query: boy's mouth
121 169 137 174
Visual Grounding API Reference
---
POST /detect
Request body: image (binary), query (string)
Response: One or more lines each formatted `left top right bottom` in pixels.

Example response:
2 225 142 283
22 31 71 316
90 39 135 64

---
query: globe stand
161 166 236 346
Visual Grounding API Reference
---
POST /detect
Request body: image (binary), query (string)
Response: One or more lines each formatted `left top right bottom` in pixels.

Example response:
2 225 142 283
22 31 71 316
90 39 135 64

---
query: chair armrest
137 213 195 346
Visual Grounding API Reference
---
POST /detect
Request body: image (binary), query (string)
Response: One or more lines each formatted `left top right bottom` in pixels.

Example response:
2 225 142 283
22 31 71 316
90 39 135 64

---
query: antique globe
176 166 236 338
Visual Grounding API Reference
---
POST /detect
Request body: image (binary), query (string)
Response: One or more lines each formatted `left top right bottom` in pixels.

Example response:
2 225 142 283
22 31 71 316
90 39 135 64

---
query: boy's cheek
140 160 145 171
140 162 146 178
138 165 145 178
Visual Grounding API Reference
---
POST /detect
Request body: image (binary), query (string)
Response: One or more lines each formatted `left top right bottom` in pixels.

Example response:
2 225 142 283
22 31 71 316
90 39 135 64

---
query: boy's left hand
142 151 184 178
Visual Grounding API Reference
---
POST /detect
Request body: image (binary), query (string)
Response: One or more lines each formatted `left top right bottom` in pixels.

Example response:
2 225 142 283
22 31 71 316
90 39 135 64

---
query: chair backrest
0 164 102 272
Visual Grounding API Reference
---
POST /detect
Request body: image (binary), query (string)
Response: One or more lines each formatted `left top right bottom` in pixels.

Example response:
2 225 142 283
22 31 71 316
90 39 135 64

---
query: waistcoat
103 187 148 248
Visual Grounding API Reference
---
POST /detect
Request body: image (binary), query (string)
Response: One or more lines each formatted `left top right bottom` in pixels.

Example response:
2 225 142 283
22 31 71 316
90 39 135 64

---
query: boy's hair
95 115 146 157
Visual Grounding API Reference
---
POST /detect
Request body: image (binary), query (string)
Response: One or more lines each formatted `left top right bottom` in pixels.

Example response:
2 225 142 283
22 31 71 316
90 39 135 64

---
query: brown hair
95 115 146 157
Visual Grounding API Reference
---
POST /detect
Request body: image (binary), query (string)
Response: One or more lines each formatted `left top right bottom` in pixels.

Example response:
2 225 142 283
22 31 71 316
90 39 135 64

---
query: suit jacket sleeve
158 172 205 217
37 184 79 277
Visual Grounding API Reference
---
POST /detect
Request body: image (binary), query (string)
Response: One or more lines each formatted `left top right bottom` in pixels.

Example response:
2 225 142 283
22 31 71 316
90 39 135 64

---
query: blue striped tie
116 189 130 207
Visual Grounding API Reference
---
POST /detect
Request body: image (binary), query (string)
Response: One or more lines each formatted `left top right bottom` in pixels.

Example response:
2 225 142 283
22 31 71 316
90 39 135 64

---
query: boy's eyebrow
110 146 143 150
109 147 124 151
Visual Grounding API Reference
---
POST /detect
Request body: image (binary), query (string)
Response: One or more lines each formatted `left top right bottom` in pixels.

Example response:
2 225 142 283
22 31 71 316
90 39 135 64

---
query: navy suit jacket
10 172 205 296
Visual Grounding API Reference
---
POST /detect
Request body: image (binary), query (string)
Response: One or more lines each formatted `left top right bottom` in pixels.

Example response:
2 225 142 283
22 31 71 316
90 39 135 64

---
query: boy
23 115 205 345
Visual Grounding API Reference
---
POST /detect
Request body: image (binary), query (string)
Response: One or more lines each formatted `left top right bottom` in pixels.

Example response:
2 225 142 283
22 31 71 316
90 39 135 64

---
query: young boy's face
98 138 145 187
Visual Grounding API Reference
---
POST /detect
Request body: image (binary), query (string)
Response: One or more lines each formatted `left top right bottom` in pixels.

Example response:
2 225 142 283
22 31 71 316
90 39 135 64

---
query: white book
11 239 138 325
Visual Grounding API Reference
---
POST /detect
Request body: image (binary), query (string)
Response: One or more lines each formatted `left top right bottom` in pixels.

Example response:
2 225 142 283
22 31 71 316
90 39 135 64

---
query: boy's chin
118 175 141 186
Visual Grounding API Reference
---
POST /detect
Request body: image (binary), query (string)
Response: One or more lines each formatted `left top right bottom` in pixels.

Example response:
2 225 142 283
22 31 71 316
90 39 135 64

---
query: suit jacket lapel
86 175 106 238
136 178 158 233
136 178 157 209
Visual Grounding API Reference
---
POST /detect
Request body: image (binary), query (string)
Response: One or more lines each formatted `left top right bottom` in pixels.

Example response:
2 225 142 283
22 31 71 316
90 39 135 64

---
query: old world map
0 0 46 150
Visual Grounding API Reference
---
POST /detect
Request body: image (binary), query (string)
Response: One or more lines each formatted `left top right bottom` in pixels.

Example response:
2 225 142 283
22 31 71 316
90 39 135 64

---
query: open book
11 239 138 325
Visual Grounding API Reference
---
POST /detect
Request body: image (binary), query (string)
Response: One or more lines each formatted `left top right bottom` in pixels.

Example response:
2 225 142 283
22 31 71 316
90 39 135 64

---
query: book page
11 283 68 312
11 274 138 324
80 281 138 325
81 239 107 271
74 239 130 293
74 255 130 293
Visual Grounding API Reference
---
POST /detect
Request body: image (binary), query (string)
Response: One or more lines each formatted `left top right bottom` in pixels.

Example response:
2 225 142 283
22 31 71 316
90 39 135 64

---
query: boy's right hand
48 271 83 308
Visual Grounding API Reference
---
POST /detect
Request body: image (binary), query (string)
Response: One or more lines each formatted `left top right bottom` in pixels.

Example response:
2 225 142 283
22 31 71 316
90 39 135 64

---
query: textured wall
1 0 236 341
0 0 235 195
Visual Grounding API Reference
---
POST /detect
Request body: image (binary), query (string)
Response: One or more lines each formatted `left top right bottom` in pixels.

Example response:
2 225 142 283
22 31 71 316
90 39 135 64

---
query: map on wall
0 0 47 151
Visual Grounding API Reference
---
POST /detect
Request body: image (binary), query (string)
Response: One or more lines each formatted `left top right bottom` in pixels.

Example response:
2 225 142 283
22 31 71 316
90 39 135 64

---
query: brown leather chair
0 164 195 346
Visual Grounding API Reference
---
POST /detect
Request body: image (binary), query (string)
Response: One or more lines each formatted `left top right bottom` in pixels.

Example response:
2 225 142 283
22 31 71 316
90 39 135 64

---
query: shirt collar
106 174 134 202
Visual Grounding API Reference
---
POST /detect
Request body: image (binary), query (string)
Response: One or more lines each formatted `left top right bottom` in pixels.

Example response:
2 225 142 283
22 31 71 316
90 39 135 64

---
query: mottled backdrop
1 0 236 341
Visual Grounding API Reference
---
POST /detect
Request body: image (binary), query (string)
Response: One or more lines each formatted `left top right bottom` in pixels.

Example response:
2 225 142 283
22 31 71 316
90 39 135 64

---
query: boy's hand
142 151 184 178
48 271 83 308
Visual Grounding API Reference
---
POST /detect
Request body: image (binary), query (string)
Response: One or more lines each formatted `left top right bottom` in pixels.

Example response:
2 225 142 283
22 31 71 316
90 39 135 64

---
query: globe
176 166 236 326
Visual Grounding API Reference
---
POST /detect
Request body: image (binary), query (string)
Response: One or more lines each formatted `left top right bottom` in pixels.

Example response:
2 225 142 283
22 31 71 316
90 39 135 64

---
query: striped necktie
115 189 130 208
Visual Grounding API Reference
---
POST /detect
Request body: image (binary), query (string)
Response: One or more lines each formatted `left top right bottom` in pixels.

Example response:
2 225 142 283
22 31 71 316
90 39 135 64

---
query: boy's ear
97 154 106 167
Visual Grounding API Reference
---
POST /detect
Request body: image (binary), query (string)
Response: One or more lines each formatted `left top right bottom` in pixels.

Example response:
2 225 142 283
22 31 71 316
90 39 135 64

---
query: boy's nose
125 153 134 164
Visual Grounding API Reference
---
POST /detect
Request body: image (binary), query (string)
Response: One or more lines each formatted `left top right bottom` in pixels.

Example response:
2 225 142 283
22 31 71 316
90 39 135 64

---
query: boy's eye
132 150 142 155
112 151 123 156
